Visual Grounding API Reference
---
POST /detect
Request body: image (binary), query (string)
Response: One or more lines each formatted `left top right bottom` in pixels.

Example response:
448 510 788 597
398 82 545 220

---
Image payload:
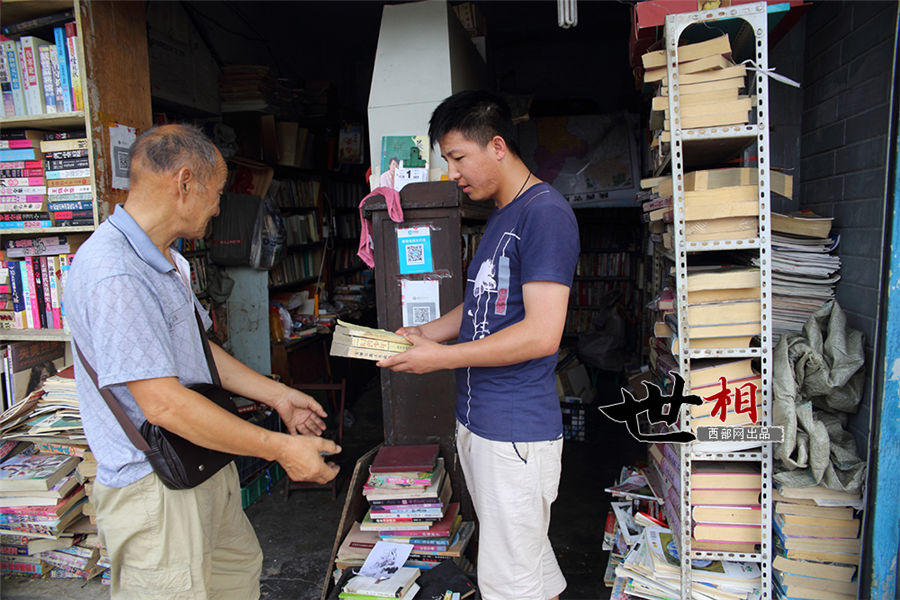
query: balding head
129 124 220 189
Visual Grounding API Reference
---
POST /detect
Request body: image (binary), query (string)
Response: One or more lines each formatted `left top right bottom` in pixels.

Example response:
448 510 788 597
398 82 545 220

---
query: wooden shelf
269 276 318 293
0 111 86 129
0 329 70 342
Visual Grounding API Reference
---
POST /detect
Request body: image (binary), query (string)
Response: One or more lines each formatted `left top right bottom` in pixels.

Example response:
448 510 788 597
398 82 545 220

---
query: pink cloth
357 186 404 268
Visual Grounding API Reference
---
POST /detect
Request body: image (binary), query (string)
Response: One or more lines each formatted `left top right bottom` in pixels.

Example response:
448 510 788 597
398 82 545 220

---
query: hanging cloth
357 186 403 268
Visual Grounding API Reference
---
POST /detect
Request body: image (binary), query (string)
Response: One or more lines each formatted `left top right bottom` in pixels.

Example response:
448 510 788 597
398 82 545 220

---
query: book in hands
331 320 412 362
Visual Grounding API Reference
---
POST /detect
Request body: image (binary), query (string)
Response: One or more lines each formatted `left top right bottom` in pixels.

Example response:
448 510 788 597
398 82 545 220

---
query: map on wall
518 113 638 206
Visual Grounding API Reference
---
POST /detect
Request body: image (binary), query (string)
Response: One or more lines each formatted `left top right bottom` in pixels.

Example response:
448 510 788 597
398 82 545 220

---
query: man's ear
490 135 507 161
176 167 192 199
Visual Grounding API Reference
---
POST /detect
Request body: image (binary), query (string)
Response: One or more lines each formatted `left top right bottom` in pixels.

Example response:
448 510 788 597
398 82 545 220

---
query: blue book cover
0 149 39 162
3 41 25 116
48 200 92 212
52 27 72 113
0 220 52 229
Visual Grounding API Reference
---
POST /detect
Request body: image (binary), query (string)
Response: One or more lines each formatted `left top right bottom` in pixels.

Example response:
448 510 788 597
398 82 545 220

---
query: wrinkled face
186 153 227 239
439 130 500 202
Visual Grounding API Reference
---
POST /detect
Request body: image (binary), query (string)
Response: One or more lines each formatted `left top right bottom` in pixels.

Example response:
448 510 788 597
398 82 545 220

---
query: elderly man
67 124 340 599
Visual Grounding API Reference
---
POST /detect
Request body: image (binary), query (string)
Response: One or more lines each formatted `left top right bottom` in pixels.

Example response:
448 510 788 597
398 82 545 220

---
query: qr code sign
405 243 425 265
412 306 432 324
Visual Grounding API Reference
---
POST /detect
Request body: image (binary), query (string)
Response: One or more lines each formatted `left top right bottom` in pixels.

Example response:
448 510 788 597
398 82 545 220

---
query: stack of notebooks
335 444 474 572
690 462 763 553
330 320 411 362
772 483 862 600
759 211 841 340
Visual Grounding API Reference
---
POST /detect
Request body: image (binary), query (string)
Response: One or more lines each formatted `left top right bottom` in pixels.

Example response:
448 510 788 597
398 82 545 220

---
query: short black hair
429 90 520 157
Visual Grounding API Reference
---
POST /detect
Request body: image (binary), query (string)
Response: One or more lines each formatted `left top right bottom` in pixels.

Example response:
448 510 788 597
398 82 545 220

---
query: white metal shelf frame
664 3 773 599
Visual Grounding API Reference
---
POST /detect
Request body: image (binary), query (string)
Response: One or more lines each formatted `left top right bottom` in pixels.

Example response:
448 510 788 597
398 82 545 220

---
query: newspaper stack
330 320 412 362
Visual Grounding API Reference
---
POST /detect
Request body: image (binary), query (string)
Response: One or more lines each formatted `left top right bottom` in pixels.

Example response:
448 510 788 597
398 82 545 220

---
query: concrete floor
0 372 642 600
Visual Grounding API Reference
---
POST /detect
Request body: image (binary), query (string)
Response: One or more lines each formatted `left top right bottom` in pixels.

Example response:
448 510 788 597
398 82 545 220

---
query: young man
67 124 340 599
379 91 580 600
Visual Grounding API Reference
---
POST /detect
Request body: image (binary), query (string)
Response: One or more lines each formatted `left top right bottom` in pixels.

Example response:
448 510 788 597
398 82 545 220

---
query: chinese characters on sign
598 372 702 443
601 372 781 444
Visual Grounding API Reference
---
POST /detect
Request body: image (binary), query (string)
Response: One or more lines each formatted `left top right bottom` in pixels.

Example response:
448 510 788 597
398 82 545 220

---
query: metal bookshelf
662 3 773 599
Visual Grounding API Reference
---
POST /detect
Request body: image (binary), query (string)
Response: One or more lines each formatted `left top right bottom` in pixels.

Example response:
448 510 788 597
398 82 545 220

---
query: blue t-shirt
455 182 579 442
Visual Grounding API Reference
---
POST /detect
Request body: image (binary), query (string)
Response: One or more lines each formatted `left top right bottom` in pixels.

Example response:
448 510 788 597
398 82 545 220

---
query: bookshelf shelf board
0 111 87 129
685 238 761 252
686 347 762 358
0 329 70 342
0 225 96 236
690 551 763 563
1 0 74 24
269 277 318 293
689 451 764 461
573 276 632 282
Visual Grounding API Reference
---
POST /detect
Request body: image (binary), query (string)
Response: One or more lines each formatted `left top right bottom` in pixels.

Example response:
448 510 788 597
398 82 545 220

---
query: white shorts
456 422 566 600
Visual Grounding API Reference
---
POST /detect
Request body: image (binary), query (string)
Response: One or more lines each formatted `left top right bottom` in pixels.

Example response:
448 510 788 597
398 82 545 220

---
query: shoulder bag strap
74 306 221 452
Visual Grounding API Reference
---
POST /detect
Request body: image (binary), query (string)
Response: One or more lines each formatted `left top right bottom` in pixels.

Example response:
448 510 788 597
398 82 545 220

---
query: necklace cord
513 171 532 202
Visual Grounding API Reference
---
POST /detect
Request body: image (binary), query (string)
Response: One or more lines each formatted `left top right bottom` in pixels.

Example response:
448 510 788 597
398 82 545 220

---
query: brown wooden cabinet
363 181 489 523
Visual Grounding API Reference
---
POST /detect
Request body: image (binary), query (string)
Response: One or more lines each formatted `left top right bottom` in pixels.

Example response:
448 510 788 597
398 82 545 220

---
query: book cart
656 3 774 598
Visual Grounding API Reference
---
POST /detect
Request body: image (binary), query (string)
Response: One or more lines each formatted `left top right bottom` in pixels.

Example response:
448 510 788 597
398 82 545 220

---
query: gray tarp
773 300 867 493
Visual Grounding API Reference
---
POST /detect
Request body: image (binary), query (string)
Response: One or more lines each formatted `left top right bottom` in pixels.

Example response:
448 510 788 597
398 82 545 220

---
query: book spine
0 46 13 117
38 45 56 114
43 149 87 160
1 177 45 186
0 558 46 574
49 49 64 113
45 168 90 179
48 256 61 329
65 23 82 112
47 185 90 196
0 544 30 556
2 10 74 35
0 168 43 178
0 196 47 204
3 41 26 116
40 257 55 328
6 262 25 329
58 255 70 332
52 27 72 113
53 210 92 221
48 201 91 212
30 256 47 328
0 160 43 170
39 551 88 571
35 441 85 457
6 236 67 249
19 260 36 328
0 211 51 221
0 185 46 195
44 193 91 202
0 149 39 162
368 475 433 487
45 157 88 170
39 139 87 153
0 203 47 213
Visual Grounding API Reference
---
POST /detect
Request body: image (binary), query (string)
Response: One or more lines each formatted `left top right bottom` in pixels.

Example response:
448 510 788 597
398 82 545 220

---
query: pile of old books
772 483 862 600
612 525 762 600
330 320 411 362
335 444 474 573
642 34 751 168
0 445 107 580
760 211 841 340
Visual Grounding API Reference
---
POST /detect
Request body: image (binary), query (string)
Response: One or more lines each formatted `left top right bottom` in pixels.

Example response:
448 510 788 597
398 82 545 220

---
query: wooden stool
283 379 346 501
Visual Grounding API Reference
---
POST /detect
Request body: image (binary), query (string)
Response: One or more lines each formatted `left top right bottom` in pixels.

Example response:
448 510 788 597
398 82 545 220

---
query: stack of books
642 167 793 250
760 211 841 340
691 462 763 553
612 525 762 600
772 483 862 600
641 34 751 167
335 444 474 572
336 565 421 600
330 320 411 362
0 15 84 117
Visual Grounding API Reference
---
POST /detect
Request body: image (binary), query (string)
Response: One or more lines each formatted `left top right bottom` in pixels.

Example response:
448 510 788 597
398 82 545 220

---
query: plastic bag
249 196 286 270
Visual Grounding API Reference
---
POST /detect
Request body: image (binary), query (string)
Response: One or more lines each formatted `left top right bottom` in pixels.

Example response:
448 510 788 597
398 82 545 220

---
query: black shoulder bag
74 309 240 490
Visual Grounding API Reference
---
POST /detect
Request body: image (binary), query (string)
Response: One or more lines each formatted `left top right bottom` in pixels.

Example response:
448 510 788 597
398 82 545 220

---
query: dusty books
330 320 412 361
0 453 77 491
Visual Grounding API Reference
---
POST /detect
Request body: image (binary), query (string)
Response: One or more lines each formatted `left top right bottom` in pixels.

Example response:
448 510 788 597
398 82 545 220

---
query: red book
370 444 439 474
